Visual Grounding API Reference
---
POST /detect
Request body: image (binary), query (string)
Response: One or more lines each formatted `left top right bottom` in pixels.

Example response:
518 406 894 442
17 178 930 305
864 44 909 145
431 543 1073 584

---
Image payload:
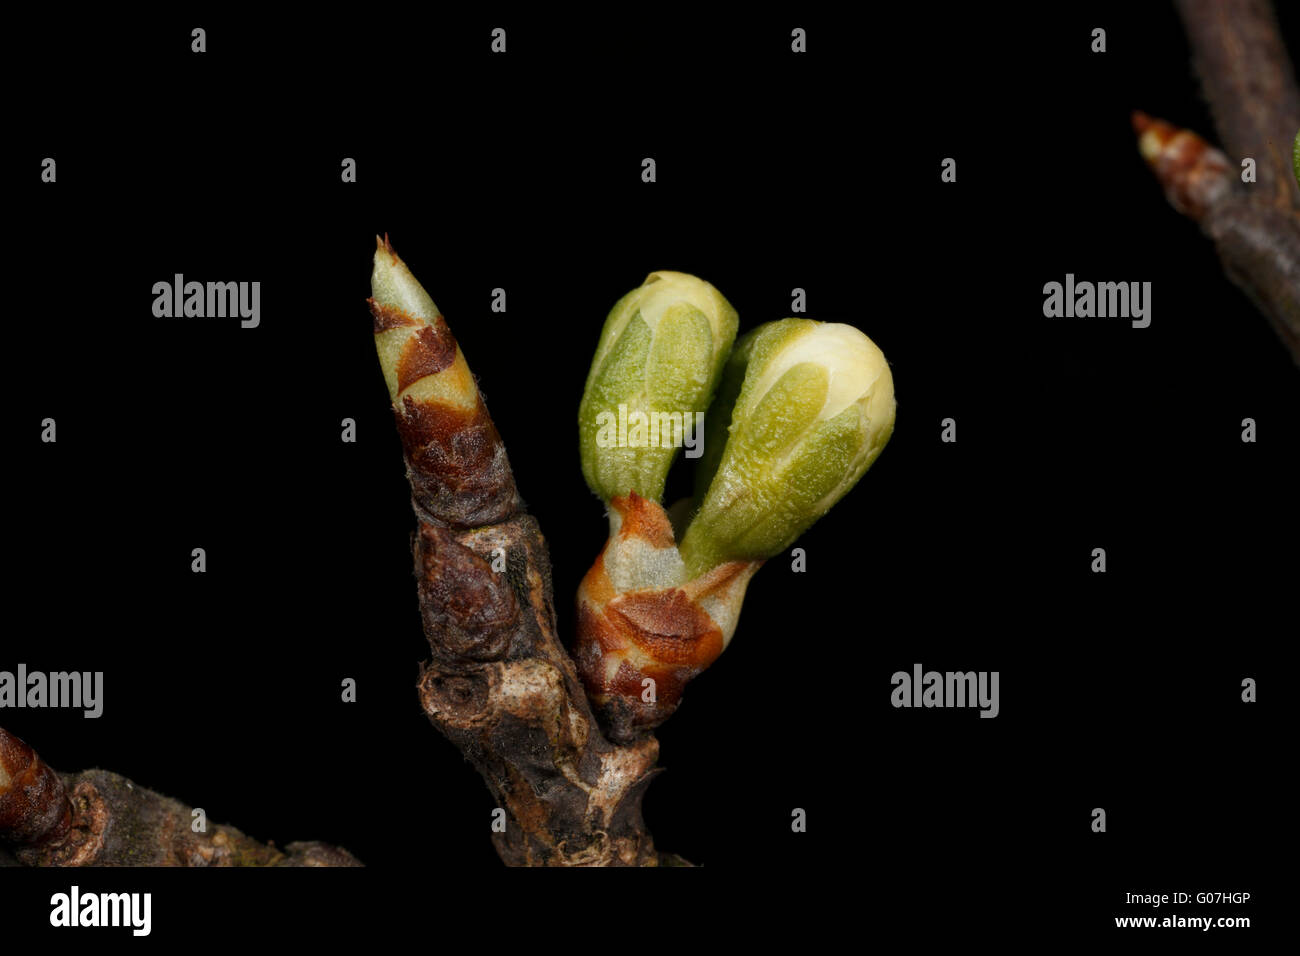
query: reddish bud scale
574 493 760 742
369 236 520 529
1133 111 1234 220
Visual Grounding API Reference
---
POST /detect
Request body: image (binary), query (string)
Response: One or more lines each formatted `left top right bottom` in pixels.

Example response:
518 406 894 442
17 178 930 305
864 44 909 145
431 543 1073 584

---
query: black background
3 4 1292 943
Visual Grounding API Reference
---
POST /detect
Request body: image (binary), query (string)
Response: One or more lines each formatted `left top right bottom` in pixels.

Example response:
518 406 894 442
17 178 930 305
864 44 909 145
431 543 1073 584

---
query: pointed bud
578 271 738 504
680 319 895 577
369 236 519 527
1132 111 1232 220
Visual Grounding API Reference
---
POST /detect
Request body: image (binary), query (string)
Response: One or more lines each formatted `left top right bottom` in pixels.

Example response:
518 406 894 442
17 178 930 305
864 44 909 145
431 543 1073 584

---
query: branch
1136 0 1300 364
1175 0 1300 211
0 727 359 866
369 237 666 866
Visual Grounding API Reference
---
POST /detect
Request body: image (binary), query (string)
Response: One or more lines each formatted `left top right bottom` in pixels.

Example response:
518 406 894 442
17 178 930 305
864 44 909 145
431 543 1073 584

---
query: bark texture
0 727 360 867
1175 0 1300 213
1141 0 1300 364
370 277 667 866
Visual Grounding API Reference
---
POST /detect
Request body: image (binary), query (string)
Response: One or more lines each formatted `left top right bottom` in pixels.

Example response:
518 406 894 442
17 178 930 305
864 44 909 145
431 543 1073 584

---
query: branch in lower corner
0 727 360 866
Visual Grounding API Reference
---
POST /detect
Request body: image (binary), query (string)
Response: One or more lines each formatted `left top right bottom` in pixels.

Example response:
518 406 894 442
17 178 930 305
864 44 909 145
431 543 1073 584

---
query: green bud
679 319 895 576
578 271 738 503
1293 127 1300 189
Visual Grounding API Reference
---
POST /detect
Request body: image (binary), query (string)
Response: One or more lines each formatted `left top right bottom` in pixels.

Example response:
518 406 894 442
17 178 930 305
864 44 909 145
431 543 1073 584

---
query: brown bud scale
1133 111 1234 220
393 394 518 528
574 493 760 742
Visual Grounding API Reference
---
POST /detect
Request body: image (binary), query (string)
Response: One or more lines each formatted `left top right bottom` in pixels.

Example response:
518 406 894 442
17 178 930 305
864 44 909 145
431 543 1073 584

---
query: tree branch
0 728 360 867
370 237 668 866
1136 0 1300 364
1175 0 1300 212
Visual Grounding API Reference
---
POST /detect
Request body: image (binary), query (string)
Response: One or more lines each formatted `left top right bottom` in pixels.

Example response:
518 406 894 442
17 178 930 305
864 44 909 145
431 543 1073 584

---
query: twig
1136 0 1300 363
1175 0 1300 212
370 237 667 866
0 727 359 866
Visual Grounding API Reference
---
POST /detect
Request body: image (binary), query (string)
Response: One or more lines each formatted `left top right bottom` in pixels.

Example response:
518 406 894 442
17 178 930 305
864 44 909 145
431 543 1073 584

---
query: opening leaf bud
679 319 895 577
578 272 738 504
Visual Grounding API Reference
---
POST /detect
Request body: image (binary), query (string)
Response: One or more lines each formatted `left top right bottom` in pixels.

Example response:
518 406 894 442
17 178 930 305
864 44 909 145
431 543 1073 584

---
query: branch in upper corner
1137 0 1300 364
1134 112 1300 364
1175 0 1300 212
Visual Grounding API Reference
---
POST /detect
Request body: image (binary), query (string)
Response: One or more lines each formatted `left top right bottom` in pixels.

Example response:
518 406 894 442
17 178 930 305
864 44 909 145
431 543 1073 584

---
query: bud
1293 127 1300 190
369 235 519 527
370 236 469 408
578 272 738 504
679 319 895 577
573 492 761 742
1131 111 1232 220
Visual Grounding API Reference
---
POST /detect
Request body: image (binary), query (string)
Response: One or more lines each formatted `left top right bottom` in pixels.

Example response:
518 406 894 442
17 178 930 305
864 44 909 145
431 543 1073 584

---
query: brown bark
372 294 668 866
1204 200 1300 360
1141 0 1300 364
1175 0 1300 212
4 240 676 868
0 728 359 867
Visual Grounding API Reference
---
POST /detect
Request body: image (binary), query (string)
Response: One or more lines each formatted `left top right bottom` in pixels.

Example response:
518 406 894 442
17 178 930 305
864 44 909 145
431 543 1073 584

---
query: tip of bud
1132 112 1181 166
375 233 399 265
370 236 440 326
1130 114 1232 218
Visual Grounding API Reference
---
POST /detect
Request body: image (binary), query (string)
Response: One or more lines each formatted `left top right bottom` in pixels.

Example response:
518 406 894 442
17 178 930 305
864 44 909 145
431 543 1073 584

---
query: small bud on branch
1133 113 1300 363
1132 111 1233 221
